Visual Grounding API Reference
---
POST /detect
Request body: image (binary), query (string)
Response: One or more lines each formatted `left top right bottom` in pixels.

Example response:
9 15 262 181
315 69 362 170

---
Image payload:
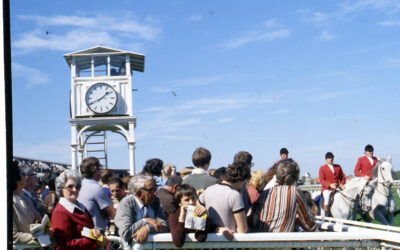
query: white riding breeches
323 190 333 205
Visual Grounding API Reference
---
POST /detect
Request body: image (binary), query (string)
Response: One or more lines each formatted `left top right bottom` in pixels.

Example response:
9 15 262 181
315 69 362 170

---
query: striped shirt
256 185 316 232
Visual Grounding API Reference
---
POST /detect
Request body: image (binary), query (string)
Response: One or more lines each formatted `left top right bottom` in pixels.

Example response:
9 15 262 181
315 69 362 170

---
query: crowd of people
11 144 378 249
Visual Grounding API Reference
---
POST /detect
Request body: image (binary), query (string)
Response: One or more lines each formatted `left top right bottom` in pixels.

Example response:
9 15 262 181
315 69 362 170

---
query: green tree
393 170 400 180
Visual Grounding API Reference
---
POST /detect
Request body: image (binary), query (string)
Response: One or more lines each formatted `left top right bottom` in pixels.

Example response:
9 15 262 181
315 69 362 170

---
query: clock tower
64 46 145 175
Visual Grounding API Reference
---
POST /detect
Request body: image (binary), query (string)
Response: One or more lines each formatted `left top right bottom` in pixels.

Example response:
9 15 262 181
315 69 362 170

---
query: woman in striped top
253 159 317 232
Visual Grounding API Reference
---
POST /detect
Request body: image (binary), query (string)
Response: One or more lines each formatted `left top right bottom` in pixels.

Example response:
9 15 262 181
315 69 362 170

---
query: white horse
369 157 396 225
329 177 374 220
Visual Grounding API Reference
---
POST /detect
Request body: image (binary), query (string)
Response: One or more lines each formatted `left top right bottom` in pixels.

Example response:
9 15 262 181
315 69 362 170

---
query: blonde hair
249 170 266 189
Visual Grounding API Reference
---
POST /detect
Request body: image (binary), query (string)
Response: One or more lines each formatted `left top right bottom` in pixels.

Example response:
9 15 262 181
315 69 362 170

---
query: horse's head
372 157 394 186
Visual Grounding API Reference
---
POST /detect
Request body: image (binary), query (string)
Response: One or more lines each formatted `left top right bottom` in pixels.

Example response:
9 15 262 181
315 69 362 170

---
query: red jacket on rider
319 164 346 193
354 155 377 178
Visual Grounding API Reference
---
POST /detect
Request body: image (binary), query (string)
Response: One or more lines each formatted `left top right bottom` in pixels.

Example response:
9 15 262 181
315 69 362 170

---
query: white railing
104 218 400 250
14 218 400 249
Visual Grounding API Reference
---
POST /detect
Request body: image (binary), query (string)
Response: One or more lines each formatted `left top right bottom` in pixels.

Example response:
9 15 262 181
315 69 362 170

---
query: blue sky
10 0 400 178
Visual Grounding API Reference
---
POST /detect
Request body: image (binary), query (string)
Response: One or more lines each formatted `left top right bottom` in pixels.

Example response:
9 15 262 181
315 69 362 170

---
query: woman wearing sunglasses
52 170 109 249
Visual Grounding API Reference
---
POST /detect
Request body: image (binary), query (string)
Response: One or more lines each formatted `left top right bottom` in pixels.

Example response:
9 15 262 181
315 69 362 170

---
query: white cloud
338 0 400 15
298 9 330 24
189 15 203 21
14 14 161 52
148 73 246 93
379 20 400 26
148 87 174 94
141 118 199 134
12 62 50 89
14 29 118 52
223 19 291 49
217 117 236 124
311 91 347 101
169 75 223 87
14 139 70 164
318 30 336 42
268 109 290 115
384 56 400 67
165 135 194 140
141 94 276 116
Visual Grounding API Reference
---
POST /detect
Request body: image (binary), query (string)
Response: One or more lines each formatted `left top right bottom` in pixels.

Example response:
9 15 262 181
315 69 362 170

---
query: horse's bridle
336 180 371 215
374 164 393 198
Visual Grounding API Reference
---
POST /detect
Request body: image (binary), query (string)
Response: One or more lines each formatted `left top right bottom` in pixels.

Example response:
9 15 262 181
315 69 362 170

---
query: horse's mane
345 176 366 187
371 158 388 178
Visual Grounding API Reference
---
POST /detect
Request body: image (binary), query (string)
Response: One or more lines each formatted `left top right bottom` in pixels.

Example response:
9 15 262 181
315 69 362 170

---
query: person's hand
132 226 149 243
329 183 338 189
216 227 234 241
145 218 163 232
194 204 206 217
196 189 205 196
338 184 344 190
178 205 187 223
92 229 101 238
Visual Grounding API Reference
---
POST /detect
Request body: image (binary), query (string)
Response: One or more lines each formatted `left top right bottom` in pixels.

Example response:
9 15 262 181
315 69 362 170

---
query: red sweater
354 155 377 178
168 208 213 247
319 164 346 193
52 202 98 250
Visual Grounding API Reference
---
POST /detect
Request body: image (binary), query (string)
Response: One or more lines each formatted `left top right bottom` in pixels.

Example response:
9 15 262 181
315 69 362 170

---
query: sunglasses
64 184 81 190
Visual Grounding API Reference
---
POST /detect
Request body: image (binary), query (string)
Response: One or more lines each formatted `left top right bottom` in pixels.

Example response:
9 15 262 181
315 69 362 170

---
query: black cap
365 144 374 152
280 148 288 155
325 152 334 159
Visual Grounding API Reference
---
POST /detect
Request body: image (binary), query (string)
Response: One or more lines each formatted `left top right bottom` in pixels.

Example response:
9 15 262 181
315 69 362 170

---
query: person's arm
354 158 362 177
295 189 317 232
95 186 116 219
319 167 330 189
169 208 186 247
151 201 168 233
114 198 148 242
13 213 37 245
233 211 247 233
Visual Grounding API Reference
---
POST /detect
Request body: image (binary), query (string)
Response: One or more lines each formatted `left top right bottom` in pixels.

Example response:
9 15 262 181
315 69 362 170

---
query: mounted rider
318 152 346 216
354 144 378 179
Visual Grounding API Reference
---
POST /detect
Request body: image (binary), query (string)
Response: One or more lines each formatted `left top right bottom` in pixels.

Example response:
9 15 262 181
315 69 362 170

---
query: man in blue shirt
77 157 115 232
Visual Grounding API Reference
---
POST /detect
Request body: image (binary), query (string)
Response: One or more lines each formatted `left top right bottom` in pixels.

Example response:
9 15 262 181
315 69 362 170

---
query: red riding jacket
319 164 346 193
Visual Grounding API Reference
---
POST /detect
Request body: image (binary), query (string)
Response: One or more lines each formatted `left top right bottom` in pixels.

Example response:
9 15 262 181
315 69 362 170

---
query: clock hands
89 91 113 105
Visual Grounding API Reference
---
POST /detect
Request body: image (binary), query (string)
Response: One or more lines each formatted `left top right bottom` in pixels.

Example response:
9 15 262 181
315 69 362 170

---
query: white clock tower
64 46 145 175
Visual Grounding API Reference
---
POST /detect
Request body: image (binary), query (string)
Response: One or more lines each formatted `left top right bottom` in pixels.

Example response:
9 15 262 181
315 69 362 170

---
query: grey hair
55 170 82 197
19 164 34 175
276 158 300 185
128 175 153 194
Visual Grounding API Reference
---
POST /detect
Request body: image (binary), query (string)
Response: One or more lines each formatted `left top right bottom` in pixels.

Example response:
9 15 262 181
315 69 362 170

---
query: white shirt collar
191 168 209 175
59 197 85 214
133 195 145 209
327 163 334 173
367 156 374 165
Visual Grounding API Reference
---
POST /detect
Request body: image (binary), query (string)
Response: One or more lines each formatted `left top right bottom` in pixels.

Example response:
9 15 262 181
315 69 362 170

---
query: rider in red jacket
354 144 377 179
319 152 346 215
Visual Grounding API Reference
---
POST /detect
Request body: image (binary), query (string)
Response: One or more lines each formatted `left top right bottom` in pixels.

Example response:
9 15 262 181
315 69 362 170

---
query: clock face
85 83 118 114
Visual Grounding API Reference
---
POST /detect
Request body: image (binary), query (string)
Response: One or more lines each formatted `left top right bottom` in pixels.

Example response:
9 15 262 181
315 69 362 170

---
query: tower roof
64 45 145 72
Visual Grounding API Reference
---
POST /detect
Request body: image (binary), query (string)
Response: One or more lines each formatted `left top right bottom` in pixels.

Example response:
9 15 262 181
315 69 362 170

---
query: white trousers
322 190 333 205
